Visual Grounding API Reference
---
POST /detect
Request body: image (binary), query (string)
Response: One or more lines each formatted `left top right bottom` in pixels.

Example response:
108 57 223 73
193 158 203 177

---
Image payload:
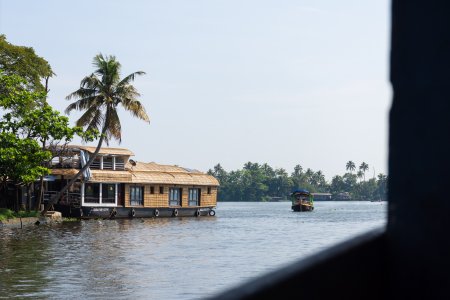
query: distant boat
311 192 332 201
291 189 314 212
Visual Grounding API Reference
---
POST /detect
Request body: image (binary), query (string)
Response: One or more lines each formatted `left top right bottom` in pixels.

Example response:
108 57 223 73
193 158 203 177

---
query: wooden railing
44 191 81 207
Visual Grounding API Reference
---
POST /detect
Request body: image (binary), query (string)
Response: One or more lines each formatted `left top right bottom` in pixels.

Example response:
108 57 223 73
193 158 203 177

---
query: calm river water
0 201 387 299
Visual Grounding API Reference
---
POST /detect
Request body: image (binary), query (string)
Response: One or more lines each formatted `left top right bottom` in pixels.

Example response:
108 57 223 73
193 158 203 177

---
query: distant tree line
207 160 388 202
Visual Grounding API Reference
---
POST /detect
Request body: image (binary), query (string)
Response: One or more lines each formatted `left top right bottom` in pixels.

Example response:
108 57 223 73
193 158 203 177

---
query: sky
0 0 391 180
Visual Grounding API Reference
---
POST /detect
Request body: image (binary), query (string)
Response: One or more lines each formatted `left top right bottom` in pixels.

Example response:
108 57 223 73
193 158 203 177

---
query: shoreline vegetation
0 208 74 227
0 208 39 221
208 161 387 202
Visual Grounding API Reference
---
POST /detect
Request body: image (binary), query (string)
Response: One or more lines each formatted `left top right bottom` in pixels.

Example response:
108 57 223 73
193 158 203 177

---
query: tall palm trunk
41 123 108 215
36 138 47 211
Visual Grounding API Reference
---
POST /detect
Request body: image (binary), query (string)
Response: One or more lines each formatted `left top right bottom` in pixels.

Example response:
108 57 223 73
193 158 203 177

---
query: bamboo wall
124 184 217 208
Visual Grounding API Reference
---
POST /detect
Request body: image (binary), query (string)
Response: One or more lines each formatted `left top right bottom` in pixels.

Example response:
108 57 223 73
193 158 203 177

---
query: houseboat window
150 186 155 194
159 186 164 194
103 156 113 170
115 158 125 170
169 188 181 206
188 188 200 206
130 186 143 206
85 183 100 203
207 187 211 194
102 184 116 203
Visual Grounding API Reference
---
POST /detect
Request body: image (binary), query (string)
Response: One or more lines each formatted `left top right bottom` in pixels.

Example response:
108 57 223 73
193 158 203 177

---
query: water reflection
1 202 386 299
0 226 52 298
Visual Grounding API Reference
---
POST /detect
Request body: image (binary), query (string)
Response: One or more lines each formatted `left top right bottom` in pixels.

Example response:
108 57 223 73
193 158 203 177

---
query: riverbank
0 210 63 228
0 217 40 228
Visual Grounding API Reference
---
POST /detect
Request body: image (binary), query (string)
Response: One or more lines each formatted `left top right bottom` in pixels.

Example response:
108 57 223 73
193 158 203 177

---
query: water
0 201 387 299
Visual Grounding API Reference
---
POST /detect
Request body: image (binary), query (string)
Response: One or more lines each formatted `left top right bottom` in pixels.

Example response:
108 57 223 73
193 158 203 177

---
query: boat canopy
291 189 311 195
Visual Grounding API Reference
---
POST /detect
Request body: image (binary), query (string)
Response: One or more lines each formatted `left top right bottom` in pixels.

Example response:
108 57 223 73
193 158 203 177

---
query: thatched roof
127 162 202 173
90 170 133 182
67 145 134 156
50 169 79 176
125 161 218 185
50 155 219 186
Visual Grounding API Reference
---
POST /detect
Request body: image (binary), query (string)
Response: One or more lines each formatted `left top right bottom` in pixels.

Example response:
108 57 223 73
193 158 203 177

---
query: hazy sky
0 0 391 180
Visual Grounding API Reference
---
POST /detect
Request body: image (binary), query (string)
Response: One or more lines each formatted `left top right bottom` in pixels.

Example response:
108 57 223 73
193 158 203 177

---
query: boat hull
53 204 216 219
291 204 314 212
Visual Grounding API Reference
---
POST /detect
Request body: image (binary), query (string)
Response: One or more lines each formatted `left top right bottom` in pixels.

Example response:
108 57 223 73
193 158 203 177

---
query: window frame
130 185 144 206
169 187 182 206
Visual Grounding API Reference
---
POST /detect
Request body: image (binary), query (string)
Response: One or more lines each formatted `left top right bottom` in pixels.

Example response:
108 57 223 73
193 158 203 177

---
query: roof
50 160 219 186
291 189 311 195
127 161 202 173
67 145 134 156
128 161 219 186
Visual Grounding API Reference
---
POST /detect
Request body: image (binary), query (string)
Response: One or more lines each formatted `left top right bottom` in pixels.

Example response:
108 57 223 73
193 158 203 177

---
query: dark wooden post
387 1 450 298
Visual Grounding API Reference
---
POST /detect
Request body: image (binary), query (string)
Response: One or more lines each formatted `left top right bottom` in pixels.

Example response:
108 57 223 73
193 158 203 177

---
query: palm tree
357 170 364 182
346 161 356 174
44 53 149 212
359 162 369 181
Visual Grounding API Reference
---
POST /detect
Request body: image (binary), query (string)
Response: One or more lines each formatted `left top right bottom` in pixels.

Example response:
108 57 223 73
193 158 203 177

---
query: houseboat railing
50 157 81 169
44 191 81 206
90 160 101 169
50 156 126 170
102 161 113 169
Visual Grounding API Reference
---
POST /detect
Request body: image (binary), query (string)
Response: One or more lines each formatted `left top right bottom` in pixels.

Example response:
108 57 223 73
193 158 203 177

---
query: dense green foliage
0 36 95 211
0 74 86 210
0 75 52 187
208 161 388 202
0 35 53 92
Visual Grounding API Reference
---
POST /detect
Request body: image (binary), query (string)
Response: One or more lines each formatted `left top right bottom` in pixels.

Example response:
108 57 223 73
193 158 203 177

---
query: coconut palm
359 162 369 181
44 53 149 212
357 170 364 182
346 161 356 174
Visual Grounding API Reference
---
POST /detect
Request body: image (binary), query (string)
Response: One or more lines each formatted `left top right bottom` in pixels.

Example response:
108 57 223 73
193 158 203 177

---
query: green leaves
65 53 149 145
0 35 53 92
0 73 89 189
0 132 50 185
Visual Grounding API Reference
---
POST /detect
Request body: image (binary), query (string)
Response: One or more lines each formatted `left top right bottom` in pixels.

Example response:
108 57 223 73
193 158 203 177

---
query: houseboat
291 189 314 212
44 145 219 218
311 192 332 201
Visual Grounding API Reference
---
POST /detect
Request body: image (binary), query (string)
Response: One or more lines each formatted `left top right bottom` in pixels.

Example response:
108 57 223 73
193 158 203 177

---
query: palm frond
65 96 100 114
118 71 146 86
120 98 150 123
85 109 104 134
80 75 103 90
75 105 100 128
105 106 122 143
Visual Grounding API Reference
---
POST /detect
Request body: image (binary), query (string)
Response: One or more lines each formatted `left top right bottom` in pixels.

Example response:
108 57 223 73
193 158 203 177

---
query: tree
313 170 327 191
0 74 91 209
346 161 356 173
359 162 369 181
46 53 150 212
0 35 53 92
357 170 364 182
0 75 53 210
